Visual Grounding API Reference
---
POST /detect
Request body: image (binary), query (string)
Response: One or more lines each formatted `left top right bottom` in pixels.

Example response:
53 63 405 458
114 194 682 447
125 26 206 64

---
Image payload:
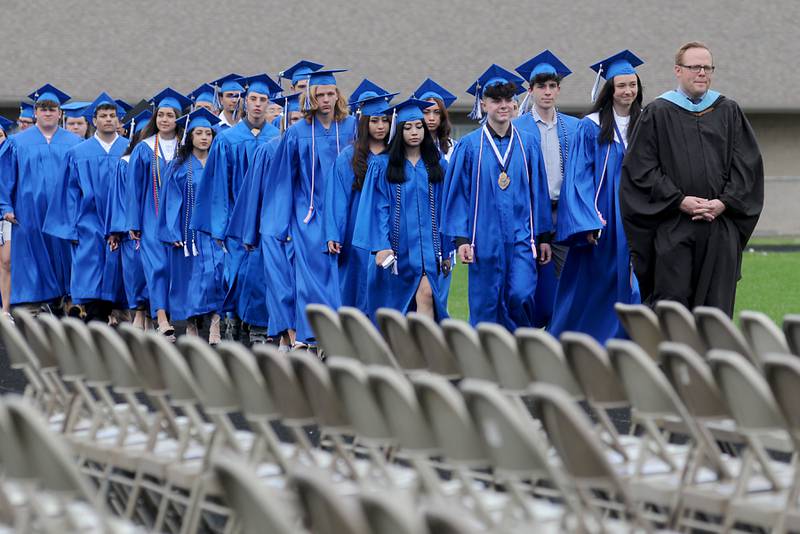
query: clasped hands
680 196 726 222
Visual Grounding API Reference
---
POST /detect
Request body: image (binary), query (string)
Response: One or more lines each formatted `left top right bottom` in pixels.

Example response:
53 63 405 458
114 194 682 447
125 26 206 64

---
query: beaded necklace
152 136 161 216
183 158 198 257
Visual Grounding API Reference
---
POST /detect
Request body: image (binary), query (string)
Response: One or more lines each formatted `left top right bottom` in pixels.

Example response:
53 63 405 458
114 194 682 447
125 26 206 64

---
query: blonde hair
675 41 712 65
301 86 350 123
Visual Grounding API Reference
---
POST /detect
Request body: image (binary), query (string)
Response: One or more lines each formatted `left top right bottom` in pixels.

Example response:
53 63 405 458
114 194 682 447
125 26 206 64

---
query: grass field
447 251 800 325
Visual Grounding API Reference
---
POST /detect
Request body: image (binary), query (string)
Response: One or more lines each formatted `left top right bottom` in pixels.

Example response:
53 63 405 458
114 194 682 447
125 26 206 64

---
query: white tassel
387 109 397 143
129 118 135 140
519 91 531 114
468 83 483 121
192 240 198 256
183 242 189 257
303 83 312 112
590 66 604 103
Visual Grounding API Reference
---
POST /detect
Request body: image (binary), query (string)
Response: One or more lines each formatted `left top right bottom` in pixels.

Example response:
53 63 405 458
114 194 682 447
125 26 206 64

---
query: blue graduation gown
442 125 552 330
108 157 148 309
43 135 128 305
0 127 80 304
158 155 225 320
125 136 175 315
549 115 641 343
262 116 357 342
514 111 580 327
324 145 371 313
191 120 279 326
352 155 449 320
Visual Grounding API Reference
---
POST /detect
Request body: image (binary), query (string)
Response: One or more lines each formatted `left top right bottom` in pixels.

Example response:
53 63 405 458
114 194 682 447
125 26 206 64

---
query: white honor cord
593 144 612 227
515 128 537 259
470 135 485 257
304 117 340 224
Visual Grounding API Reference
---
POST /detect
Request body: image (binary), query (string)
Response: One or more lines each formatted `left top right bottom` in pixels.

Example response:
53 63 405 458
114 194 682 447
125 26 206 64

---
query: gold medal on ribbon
498 171 510 190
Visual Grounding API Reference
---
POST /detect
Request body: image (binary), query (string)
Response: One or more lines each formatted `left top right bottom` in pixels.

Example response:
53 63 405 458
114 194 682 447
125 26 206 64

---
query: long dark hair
351 115 388 191
386 120 443 185
426 97 452 154
175 126 217 165
588 74 643 145
138 106 184 142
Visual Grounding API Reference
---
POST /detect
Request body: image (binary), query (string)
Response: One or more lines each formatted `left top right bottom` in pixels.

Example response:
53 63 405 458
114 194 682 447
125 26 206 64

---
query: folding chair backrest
118 324 167 393
11 308 56 369
289 351 350 430
515 328 581 395
407 312 460 378
376 308 427 371
614 303 664 363
0 314 40 371
410 372 489 467
739 311 791 357
561 332 627 406
655 300 707 354
360 492 427 534
0 400 30 481
6 397 95 501
253 344 314 424
425 508 480 534
327 357 392 444
145 333 201 403
177 336 239 413
306 303 356 358
707 349 785 432
476 322 529 391
694 306 757 366
783 314 800 356
213 457 295 534
339 306 400 368
37 314 82 379
659 342 730 419
367 365 437 453
763 354 800 441
217 342 279 419
62 317 111 384
440 319 495 381
292 469 370 534
88 322 143 392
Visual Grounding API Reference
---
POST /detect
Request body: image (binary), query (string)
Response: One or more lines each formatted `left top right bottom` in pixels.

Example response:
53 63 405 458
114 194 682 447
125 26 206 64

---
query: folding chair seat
291 468 370 534
783 314 800 356
655 300 707 354
514 328 581 396
359 492 428 534
694 306 758 366
306 303 356 358
440 319 495 382
407 313 460 379
212 457 296 534
476 323 530 396
424 507 482 534
338 306 400 368
614 303 664 363
739 310 791 357
376 308 427 371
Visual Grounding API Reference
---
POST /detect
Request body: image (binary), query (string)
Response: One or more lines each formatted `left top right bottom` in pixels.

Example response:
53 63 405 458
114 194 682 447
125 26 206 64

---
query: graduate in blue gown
126 88 191 338
442 66 553 330
16 102 36 132
325 80 394 314
159 109 225 343
262 69 357 346
44 92 128 321
0 84 80 308
188 83 218 114
191 73 281 344
513 50 581 328
352 98 450 320
0 116 13 318
210 74 245 132
549 50 643 343
61 101 92 140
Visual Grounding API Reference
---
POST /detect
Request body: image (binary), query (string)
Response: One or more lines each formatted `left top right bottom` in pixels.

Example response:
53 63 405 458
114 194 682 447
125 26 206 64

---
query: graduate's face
612 74 639 110
368 115 390 141
402 120 425 147
156 107 177 134
265 102 282 124
531 80 560 111
246 92 269 121
35 104 60 129
422 99 442 132
675 47 714 98
65 117 89 137
481 96 514 124
0 129 6 143
93 109 118 134
314 85 338 117
194 101 215 113
287 111 303 127
17 118 34 131
220 92 241 112
192 127 214 151
292 79 309 93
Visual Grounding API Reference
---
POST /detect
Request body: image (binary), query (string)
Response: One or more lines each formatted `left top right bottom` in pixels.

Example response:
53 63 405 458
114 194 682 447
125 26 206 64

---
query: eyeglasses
678 64 715 74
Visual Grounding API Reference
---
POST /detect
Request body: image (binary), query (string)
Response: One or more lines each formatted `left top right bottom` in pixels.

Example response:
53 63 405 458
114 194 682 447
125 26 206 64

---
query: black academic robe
620 95 763 314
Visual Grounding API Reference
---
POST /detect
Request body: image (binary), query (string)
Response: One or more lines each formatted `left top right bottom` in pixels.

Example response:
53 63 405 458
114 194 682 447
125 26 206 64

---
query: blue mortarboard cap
271 93 301 114
85 92 117 117
210 73 245 94
590 49 644 80
308 69 346 87
466 65 526 97
238 74 283 98
150 87 192 112
413 78 457 109
28 83 70 105
0 116 14 132
19 102 34 119
385 98 436 123
279 60 324 85
123 109 152 137
357 94 397 117
189 83 216 105
516 50 572 83
115 99 132 118
177 107 221 131
348 79 391 106
61 101 92 118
